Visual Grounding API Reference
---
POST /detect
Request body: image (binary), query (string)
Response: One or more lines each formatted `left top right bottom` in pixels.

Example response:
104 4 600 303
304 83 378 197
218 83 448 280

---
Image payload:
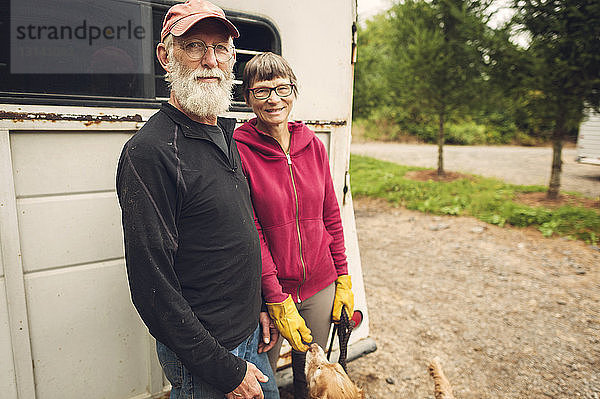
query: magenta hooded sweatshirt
234 119 348 304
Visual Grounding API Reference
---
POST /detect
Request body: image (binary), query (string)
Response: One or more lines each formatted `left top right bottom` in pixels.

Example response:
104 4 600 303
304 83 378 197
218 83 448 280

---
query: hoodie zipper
279 143 307 304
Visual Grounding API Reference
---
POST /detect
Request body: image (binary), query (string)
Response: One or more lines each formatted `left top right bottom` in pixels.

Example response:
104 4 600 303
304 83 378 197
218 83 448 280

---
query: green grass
350 155 600 245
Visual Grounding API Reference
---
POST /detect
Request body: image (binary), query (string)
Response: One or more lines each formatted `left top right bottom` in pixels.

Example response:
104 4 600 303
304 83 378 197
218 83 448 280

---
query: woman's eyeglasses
248 84 294 100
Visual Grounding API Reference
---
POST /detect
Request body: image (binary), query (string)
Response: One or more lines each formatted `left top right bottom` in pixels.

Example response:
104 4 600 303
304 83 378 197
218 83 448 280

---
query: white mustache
192 68 226 81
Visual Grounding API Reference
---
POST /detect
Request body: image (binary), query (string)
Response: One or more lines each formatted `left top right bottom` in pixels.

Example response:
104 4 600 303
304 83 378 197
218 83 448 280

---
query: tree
387 0 493 175
512 0 600 199
353 14 393 120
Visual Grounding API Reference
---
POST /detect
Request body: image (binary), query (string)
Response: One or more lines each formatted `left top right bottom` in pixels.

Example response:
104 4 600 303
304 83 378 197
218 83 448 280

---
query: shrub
445 121 487 144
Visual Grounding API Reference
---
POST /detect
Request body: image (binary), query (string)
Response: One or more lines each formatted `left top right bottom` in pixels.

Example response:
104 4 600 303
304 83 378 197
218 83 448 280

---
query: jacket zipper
281 147 307 304
180 123 236 172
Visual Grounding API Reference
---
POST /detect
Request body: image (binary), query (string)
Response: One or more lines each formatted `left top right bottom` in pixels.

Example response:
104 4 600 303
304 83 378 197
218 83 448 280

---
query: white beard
166 59 234 119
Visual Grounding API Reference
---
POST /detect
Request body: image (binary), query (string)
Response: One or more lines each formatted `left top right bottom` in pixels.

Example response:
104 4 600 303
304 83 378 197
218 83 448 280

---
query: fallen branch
429 358 456 399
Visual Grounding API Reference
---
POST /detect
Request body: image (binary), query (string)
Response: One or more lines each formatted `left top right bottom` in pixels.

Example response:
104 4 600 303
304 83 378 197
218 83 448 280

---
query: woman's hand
332 275 354 323
266 295 312 352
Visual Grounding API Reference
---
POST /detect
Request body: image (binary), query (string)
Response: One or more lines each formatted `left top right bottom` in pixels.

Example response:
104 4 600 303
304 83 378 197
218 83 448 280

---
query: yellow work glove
332 275 354 323
266 295 313 352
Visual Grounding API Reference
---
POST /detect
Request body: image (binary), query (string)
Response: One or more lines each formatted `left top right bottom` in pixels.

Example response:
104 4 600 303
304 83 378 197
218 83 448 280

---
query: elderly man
116 1 280 398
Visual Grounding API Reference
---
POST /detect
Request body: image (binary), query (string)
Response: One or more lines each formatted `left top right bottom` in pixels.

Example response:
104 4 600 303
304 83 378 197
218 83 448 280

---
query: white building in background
577 112 600 165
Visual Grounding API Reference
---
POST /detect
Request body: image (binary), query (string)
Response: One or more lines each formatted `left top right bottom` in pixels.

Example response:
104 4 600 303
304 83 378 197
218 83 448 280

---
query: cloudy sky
357 0 514 27
357 0 390 19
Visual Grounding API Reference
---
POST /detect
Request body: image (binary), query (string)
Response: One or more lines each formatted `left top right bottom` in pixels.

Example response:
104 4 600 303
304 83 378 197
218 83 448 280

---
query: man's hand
258 311 279 353
225 361 268 399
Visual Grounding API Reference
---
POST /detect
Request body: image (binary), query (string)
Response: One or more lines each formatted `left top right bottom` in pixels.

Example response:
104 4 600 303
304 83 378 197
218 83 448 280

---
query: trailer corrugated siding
1 117 166 399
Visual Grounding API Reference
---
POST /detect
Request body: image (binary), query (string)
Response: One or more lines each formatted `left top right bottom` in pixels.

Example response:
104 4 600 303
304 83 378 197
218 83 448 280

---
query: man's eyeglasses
180 40 235 62
248 84 295 100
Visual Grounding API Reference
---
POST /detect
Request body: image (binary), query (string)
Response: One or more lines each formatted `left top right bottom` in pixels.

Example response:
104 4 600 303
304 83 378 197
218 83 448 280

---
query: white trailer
0 1 374 398
576 111 600 165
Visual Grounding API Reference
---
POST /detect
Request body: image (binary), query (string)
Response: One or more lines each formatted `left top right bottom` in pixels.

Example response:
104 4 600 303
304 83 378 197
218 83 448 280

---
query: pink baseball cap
160 0 240 42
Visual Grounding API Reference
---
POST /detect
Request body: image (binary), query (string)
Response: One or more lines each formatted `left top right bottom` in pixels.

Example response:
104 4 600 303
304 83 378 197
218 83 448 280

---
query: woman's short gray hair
242 52 298 101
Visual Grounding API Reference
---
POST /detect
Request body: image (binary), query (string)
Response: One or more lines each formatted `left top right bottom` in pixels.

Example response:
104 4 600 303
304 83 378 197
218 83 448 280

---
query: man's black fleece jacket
116 103 262 393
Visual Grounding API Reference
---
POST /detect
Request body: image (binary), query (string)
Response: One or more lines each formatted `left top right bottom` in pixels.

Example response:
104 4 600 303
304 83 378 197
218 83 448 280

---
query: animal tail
428 358 456 399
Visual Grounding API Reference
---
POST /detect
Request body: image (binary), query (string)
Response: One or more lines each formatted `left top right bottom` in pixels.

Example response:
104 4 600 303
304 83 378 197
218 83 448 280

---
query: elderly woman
233 52 354 398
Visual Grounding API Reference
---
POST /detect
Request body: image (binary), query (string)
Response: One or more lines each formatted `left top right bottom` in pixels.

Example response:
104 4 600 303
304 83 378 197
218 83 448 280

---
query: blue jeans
157 325 280 399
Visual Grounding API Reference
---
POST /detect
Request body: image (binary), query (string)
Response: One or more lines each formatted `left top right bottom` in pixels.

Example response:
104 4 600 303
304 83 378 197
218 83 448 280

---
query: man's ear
156 43 170 73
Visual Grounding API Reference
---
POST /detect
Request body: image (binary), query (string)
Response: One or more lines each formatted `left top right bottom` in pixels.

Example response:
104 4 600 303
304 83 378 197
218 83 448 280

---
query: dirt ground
279 196 599 398
342 197 599 399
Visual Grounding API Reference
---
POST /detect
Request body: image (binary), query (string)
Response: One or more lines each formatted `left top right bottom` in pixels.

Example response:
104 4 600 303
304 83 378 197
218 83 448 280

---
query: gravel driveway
351 143 600 198
344 198 600 399
278 143 599 399
339 142 600 399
